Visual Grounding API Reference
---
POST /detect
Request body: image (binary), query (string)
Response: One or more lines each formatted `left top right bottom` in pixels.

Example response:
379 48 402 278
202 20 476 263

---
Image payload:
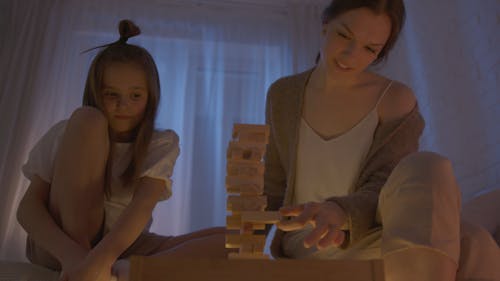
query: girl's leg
48 107 109 249
150 227 230 258
112 227 230 281
379 151 461 281
119 227 230 258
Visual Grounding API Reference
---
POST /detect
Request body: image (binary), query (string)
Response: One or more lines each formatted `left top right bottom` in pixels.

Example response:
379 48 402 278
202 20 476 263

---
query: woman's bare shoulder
377 78 417 123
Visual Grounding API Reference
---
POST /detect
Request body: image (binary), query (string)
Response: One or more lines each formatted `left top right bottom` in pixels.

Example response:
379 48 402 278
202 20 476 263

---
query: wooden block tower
225 124 280 259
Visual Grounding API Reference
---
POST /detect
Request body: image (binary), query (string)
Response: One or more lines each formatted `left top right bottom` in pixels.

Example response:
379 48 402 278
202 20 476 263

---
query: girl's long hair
82 20 161 196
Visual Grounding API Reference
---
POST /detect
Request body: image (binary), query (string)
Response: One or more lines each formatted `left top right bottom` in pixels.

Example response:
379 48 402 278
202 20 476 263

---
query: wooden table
130 256 384 281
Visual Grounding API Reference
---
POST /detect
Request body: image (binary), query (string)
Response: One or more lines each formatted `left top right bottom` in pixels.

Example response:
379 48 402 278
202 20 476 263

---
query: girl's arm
17 175 88 267
86 176 164 267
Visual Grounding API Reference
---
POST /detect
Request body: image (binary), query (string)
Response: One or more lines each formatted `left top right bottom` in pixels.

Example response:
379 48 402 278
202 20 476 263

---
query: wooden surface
130 256 384 281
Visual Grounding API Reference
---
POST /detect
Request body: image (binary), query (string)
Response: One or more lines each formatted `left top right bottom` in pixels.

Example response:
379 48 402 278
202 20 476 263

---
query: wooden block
226 215 242 230
228 252 270 260
241 222 253 234
233 124 269 133
226 215 266 231
226 183 263 196
239 242 254 253
227 141 266 161
227 195 267 212
227 160 264 177
225 234 242 248
130 257 386 281
250 237 266 252
253 246 265 254
232 124 270 144
240 221 266 234
251 240 266 254
236 132 268 144
225 234 266 249
241 211 280 224
226 175 263 195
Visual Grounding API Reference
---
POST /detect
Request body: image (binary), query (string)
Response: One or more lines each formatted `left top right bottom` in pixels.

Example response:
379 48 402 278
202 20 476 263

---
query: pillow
462 189 500 246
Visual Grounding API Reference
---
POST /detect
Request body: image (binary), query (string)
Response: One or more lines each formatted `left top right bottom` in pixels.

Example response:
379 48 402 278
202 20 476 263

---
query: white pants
282 152 500 280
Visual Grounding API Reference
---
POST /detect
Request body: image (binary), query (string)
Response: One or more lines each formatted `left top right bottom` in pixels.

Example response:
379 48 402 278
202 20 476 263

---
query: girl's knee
68 106 108 137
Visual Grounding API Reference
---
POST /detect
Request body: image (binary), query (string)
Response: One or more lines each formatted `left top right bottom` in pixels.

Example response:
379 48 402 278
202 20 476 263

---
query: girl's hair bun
118 20 141 43
80 19 141 53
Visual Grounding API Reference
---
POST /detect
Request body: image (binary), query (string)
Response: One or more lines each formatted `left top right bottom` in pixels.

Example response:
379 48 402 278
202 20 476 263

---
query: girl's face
319 8 392 78
101 62 148 141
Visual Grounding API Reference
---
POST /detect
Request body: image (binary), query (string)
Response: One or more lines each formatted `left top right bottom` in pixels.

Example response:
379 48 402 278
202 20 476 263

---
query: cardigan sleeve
264 81 288 212
326 106 425 248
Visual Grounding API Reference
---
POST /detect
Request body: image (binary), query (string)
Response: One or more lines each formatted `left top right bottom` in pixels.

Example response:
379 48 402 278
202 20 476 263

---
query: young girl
17 20 227 281
264 0 500 280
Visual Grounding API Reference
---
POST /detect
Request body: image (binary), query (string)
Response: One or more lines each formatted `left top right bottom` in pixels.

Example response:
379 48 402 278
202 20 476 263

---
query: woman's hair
317 0 406 65
82 20 161 193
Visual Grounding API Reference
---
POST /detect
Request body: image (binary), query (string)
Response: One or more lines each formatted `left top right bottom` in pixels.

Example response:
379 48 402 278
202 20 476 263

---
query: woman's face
100 62 149 140
319 7 392 78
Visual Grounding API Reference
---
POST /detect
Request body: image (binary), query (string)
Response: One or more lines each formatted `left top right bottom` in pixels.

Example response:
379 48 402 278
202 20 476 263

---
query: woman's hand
277 201 348 249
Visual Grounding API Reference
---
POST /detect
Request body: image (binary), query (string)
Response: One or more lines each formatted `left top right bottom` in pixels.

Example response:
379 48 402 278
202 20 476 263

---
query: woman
264 1 500 280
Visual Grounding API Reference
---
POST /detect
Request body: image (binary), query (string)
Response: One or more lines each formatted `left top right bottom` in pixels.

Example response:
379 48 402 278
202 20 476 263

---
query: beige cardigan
264 68 425 257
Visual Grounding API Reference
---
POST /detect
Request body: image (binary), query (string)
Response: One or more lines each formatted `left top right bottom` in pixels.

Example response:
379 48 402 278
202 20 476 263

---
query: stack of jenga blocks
129 122 385 281
225 124 280 259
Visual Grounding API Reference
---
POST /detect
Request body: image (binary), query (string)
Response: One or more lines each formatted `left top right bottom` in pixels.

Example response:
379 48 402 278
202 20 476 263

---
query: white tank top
294 81 393 205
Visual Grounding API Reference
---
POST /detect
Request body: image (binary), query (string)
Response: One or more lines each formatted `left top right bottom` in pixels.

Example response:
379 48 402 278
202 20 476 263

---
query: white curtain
1 0 498 261
376 0 500 199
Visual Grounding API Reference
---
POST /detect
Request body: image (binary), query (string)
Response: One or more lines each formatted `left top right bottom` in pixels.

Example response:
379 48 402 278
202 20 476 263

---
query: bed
1 189 498 280
0 261 58 281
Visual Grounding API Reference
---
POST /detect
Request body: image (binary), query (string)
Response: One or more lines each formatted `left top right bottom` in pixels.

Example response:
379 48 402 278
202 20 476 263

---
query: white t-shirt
22 120 180 233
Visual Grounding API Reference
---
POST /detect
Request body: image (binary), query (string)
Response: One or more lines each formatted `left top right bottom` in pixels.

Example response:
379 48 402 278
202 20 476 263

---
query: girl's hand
277 201 348 249
112 259 130 281
59 255 113 281
59 248 87 281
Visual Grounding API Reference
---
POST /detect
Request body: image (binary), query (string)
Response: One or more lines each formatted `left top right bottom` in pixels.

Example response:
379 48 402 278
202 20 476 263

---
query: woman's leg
456 220 500 281
49 107 109 250
379 151 461 281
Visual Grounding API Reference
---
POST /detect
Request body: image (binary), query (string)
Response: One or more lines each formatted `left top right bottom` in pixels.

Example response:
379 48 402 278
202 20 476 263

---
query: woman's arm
16 175 88 268
264 83 287 213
